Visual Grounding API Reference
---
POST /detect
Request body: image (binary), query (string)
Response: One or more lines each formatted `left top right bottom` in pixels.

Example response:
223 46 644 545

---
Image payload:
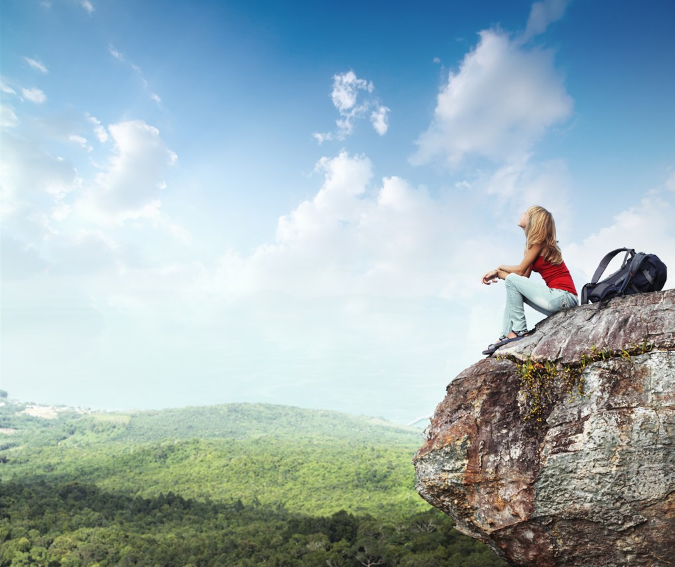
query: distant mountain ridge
115 402 422 444
1 400 422 448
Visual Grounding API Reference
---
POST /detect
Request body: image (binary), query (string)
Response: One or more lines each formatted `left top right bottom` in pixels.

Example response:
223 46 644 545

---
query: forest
0 398 506 566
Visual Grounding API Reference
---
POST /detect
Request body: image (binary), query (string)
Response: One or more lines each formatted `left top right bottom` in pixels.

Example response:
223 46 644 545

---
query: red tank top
532 256 577 295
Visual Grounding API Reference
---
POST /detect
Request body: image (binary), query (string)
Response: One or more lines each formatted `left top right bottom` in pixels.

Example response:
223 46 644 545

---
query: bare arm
481 244 542 285
498 243 543 276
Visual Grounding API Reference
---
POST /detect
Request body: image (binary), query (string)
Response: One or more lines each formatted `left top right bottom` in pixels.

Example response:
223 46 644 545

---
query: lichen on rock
413 289 675 566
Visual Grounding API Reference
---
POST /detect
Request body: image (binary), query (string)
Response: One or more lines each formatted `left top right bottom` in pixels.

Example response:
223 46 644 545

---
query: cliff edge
413 289 675 566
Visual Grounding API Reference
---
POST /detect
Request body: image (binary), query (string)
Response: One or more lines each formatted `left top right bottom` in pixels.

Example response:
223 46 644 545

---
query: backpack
580 248 667 304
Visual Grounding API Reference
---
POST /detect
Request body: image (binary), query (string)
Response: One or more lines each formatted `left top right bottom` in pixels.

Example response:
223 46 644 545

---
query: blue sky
2 0 674 424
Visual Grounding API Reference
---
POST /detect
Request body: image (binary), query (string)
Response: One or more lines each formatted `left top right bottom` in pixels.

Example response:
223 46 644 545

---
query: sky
1 0 674 424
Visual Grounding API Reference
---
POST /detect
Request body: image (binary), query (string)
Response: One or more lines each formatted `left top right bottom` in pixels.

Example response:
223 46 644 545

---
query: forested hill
0 399 426 517
0 400 422 448
0 398 506 566
113 402 423 444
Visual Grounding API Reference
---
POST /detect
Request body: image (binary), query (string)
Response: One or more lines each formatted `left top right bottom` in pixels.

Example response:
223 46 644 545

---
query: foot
482 336 510 356
482 330 530 356
489 330 521 346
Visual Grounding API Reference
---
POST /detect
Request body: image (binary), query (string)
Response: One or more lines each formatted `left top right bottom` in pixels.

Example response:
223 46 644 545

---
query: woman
481 206 578 355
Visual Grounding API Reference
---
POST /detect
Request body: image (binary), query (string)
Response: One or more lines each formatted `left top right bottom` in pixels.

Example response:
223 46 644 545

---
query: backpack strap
581 248 635 305
641 268 654 286
590 248 634 284
619 252 647 295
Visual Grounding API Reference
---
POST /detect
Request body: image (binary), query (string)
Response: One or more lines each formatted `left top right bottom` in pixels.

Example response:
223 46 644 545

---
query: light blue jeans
501 273 578 336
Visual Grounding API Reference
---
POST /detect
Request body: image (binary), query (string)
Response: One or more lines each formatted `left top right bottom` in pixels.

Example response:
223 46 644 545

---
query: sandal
482 338 508 356
482 330 530 356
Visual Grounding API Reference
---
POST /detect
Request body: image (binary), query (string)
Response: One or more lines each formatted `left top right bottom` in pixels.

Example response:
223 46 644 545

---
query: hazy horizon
2 0 674 424
2 393 428 427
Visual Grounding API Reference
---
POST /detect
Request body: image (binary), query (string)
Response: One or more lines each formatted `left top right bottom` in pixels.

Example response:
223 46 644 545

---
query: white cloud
80 0 94 14
331 71 373 112
370 105 390 136
312 132 333 144
411 29 573 167
335 116 355 138
0 81 17 95
86 113 109 142
150 93 161 104
314 71 388 142
212 151 497 300
77 120 177 222
24 57 48 74
0 104 19 128
521 0 571 43
22 87 47 104
2 110 182 247
109 45 124 61
68 134 91 151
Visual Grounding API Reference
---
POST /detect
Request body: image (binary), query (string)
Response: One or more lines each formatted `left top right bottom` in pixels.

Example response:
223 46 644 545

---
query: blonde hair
525 205 562 264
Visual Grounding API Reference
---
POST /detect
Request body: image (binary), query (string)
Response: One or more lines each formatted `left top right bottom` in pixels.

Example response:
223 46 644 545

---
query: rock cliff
413 289 675 566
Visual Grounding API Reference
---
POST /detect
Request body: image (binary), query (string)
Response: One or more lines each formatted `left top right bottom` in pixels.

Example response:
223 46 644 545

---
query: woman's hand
482 269 499 285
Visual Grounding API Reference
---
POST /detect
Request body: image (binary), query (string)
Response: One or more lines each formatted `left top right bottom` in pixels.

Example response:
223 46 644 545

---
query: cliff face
413 289 675 567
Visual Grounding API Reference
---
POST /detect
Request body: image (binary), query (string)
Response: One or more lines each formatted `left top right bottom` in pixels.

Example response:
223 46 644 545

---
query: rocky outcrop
413 290 675 566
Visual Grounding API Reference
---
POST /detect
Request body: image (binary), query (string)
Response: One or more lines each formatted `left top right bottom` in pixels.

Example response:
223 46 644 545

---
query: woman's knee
504 273 520 287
